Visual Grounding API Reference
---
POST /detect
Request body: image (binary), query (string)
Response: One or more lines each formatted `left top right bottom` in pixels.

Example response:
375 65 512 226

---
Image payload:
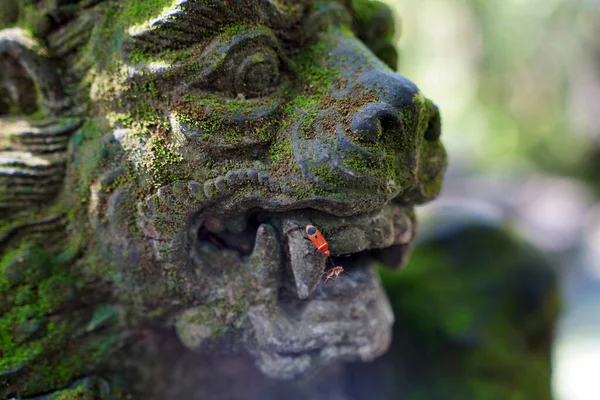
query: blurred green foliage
384 0 599 188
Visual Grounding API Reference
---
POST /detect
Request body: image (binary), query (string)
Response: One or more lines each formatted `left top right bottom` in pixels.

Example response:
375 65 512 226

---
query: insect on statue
305 224 332 257
305 224 348 282
323 266 346 283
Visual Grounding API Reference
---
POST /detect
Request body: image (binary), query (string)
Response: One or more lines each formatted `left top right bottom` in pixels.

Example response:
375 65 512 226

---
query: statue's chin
249 260 395 380
175 203 413 379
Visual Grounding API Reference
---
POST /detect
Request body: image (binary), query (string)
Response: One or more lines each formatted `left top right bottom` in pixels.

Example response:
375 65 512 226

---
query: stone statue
0 0 446 398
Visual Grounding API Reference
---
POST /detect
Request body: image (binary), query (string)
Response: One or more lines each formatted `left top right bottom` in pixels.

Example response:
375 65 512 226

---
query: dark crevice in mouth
197 226 229 250
330 250 370 274
196 209 269 255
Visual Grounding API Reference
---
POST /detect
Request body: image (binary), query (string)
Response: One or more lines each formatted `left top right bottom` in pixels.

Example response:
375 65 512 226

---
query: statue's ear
0 28 67 117
350 0 399 71
0 29 77 213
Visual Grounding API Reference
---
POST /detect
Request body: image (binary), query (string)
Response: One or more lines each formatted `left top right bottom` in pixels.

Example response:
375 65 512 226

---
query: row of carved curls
138 168 291 240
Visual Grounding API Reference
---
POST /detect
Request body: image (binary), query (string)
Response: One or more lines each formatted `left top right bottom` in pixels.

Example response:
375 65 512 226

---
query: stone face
0 1 446 398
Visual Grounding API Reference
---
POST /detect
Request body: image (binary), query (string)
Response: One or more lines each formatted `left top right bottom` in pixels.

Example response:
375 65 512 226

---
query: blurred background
378 0 600 399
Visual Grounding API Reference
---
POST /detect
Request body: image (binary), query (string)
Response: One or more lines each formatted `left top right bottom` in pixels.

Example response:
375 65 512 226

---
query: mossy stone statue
0 0 446 398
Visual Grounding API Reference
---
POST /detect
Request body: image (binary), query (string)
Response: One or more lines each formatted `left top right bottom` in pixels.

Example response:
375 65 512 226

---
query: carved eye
234 49 280 98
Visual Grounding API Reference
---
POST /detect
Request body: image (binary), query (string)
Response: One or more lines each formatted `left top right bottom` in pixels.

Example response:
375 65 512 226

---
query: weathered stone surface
0 0 446 398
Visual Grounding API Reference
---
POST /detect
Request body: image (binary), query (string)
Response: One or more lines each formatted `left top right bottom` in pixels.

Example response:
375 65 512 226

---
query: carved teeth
145 181 207 214
372 210 415 270
393 211 413 244
248 224 281 288
282 219 326 300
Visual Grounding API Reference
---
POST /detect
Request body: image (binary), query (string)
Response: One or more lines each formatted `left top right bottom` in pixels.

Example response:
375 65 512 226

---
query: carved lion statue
0 0 446 398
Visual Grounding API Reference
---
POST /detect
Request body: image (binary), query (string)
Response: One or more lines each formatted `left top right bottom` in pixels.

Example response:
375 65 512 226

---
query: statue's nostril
350 102 402 143
380 114 402 136
424 105 441 142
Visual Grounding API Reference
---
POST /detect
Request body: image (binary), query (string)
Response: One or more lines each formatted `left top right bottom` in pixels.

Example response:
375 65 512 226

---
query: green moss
0 246 97 394
50 382 90 400
130 45 197 64
295 37 340 93
343 151 393 179
21 333 119 396
221 23 250 38
255 125 273 142
269 139 294 165
173 95 280 148
310 164 338 187
70 118 109 204
0 0 19 28
14 1 44 34
79 0 179 69
223 130 240 144
352 1 380 29
147 134 183 186
178 94 279 119
37 276 74 312
120 0 178 27
179 298 249 339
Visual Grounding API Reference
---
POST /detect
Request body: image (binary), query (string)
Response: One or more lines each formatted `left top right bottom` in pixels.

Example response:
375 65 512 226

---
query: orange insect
305 224 331 257
322 266 344 282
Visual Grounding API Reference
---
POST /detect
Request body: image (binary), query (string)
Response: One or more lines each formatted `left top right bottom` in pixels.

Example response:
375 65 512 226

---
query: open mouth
191 204 415 298
183 202 415 379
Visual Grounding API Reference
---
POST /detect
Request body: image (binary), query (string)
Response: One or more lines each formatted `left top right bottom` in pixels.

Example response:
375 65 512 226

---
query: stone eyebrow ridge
127 0 304 53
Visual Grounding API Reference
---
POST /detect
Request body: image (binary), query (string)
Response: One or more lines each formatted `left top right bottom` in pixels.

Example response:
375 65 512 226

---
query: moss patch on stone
0 243 118 396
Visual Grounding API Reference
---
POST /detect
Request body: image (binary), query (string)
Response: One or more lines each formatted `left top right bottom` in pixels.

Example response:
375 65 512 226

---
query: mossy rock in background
347 206 559 400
